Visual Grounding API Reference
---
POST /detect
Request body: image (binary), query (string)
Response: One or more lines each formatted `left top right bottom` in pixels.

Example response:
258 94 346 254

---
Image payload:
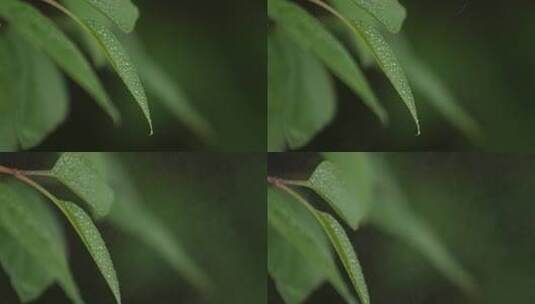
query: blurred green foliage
300 1 535 150
0 152 265 303
33 0 265 151
269 152 535 303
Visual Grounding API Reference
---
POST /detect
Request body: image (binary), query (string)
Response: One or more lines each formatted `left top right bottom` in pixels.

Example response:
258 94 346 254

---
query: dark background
269 152 535 304
35 0 265 151
0 153 266 304
301 0 535 151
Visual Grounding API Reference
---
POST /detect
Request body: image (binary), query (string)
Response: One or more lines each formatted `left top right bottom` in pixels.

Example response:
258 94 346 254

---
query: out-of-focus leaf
0 34 17 149
320 0 420 133
119 34 214 141
323 16 374 68
268 187 357 304
44 0 153 134
268 29 336 151
100 155 210 291
314 211 370 304
0 0 120 123
56 199 122 304
60 0 112 66
50 152 114 218
57 15 108 67
390 35 482 141
369 161 476 292
348 30 375 67
268 0 387 124
78 0 139 33
339 0 406 33
0 181 84 304
267 32 287 151
307 161 364 230
268 225 325 304
0 229 55 303
0 30 68 151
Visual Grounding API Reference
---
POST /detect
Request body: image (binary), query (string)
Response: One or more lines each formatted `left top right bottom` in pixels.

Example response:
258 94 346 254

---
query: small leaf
119 34 213 140
85 20 152 133
315 0 420 133
308 161 364 230
326 17 375 67
51 152 114 218
346 26 375 68
78 0 139 33
268 0 387 124
353 23 420 133
314 211 370 304
342 0 407 33
268 29 336 151
0 180 84 304
57 199 121 304
268 225 325 304
58 15 108 67
0 0 120 123
0 29 68 150
268 187 357 304
323 152 375 223
40 0 152 133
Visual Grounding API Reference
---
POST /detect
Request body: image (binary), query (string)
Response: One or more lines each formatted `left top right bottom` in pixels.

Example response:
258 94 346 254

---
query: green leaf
0 29 68 151
56 199 121 304
102 155 210 291
0 36 17 150
267 31 288 151
0 229 55 303
314 211 370 304
316 0 420 134
77 0 139 33
389 35 482 141
45 0 153 133
0 0 120 123
341 0 406 33
58 15 108 67
327 17 375 68
369 162 475 292
322 152 375 223
119 34 214 140
40 0 153 135
268 29 336 151
268 0 387 124
85 20 153 133
346 27 375 68
0 180 84 304
268 187 357 304
307 161 365 230
51 152 114 218
268 224 325 304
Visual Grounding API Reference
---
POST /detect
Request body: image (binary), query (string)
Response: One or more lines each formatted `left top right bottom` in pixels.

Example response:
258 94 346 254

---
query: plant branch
21 170 52 177
267 176 317 215
0 165 64 211
268 176 310 188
